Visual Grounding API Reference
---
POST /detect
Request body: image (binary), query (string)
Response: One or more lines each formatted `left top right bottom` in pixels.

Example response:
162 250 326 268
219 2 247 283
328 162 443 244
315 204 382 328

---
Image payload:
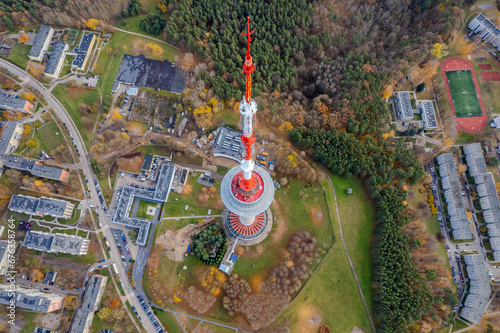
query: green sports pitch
446 70 482 117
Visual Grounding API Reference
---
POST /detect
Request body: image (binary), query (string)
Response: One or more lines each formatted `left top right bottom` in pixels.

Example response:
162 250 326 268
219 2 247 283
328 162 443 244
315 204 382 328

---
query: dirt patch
66 86 87 96
271 201 288 245
116 154 143 173
40 313 60 330
309 206 324 226
148 249 160 271
351 327 365 333
294 303 322 333
156 224 198 262
241 244 264 259
250 273 264 292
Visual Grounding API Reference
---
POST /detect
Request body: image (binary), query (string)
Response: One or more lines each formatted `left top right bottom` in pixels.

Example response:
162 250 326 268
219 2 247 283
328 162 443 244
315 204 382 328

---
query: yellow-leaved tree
121 132 130 140
18 33 29 44
85 18 100 30
461 43 473 55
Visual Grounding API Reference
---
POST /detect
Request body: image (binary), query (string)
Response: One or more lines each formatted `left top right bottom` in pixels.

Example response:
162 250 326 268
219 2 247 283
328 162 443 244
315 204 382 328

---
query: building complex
464 143 500 261
468 14 500 50
0 95 34 114
44 41 68 78
23 231 89 256
0 284 64 313
0 155 69 181
67 33 96 71
28 25 54 62
71 275 108 333
437 153 472 240
461 254 492 324
112 163 175 246
418 100 438 130
8 194 75 219
0 121 23 156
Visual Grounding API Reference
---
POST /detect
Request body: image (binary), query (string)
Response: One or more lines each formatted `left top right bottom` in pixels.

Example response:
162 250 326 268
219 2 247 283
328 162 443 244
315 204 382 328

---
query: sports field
446 70 482 117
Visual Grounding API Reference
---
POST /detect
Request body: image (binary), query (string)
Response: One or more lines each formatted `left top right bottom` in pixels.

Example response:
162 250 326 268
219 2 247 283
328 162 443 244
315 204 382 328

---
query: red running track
440 57 487 134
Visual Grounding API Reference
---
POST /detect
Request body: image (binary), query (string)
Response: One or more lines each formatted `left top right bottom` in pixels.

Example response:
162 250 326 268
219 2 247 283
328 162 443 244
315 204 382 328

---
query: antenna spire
241 17 254 103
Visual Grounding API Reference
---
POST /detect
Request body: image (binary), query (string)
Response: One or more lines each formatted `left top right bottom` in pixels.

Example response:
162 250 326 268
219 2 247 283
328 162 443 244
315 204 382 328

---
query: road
0 58 158 333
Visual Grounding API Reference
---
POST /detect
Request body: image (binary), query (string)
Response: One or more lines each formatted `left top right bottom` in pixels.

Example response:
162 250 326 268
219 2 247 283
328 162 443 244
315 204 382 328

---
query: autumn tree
85 18 100 30
63 296 78 310
20 91 34 101
97 307 111 320
31 269 44 282
430 43 447 59
461 43 473 55
18 33 29 44
121 132 130 140
26 138 38 148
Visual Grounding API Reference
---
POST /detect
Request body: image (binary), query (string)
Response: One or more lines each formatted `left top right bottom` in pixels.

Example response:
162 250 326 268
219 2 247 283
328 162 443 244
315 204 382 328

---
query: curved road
0 58 158 333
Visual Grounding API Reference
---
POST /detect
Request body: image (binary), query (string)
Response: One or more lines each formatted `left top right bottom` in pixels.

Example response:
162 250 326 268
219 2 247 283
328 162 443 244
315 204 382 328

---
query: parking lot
118 94 135 116
111 228 133 269
133 293 164 332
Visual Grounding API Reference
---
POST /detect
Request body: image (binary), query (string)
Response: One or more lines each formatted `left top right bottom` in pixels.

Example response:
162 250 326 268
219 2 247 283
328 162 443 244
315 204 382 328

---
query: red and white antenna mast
239 17 257 191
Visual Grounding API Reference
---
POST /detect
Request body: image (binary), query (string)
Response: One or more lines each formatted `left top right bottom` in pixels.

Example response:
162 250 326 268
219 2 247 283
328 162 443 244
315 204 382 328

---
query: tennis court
445 70 482 117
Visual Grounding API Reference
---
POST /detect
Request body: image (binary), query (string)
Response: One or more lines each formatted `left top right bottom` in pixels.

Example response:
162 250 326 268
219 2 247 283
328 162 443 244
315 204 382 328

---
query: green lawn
115 0 164 36
19 310 38 332
452 318 470 331
455 131 475 143
446 70 482 117
33 120 64 153
154 310 184 333
273 175 374 333
8 43 31 69
95 30 181 96
135 198 156 219
52 84 100 148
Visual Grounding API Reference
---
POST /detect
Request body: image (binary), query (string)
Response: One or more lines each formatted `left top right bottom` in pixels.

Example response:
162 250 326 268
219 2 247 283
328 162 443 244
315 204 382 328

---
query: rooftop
44 42 67 75
0 155 68 181
395 91 413 120
114 54 186 93
141 154 153 172
212 126 244 162
28 25 53 59
0 94 31 113
23 231 89 255
419 100 437 129
81 275 107 311
464 143 488 177
0 121 21 156
0 284 63 313
461 254 491 324
8 194 73 219
71 33 95 69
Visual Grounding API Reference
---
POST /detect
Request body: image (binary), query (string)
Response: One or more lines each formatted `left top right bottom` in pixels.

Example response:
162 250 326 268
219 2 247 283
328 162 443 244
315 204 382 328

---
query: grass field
8 43 31 69
446 70 482 117
273 175 374 333
52 84 100 148
34 120 64 152
135 198 156 219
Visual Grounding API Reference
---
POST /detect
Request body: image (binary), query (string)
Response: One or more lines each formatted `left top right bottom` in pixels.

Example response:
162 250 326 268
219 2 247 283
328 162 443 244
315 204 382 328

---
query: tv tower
220 17 274 245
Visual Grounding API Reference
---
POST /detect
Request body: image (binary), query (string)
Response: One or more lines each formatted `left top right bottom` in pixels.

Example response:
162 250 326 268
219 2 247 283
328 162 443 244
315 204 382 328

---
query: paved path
320 165 377 333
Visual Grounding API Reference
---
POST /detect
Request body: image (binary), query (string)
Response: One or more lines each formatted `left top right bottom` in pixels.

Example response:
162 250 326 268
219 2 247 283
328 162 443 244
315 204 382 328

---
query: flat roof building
461 254 491 324
0 94 34 114
464 143 488 177
23 231 89 255
419 100 438 130
70 275 108 333
0 284 64 313
468 14 500 50
112 164 175 246
437 153 472 240
28 25 54 62
0 240 15 275
0 121 22 156
44 42 68 78
0 155 69 181
394 91 414 121
9 194 75 219
212 126 244 162
67 33 96 71
141 154 154 174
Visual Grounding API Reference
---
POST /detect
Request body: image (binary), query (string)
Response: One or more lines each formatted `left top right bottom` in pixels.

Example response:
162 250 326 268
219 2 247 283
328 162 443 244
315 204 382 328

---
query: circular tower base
222 207 273 246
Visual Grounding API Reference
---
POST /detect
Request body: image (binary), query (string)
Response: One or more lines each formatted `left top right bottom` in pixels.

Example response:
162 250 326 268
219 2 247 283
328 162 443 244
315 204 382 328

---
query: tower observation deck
220 17 274 244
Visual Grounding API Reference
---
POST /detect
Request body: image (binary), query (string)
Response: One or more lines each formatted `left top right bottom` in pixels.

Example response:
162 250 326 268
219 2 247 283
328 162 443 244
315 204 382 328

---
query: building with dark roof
8 194 75 219
112 54 186 94
141 154 154 174
212 126 243 162
67 33 96 71
437 153 472 240
43 270 57 284
0 94 34 114
461 254 492 323
394 91 414 121
44 42 68 78
0 155 69 181
0 284 64 313
419 100 438 130
70 275 107 333
468 14 500 50
23 231 89 255
0 121 22 156
28 25 54 62
112 164 175 245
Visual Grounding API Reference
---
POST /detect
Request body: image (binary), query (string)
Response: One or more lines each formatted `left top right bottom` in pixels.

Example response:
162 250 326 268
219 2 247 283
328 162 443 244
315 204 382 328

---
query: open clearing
8 43 31 69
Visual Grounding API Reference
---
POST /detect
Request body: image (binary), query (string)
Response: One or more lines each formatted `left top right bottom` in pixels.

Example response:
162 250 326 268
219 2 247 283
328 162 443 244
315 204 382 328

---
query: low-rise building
23 231 89 255
418 100 438 130
212 126 243 162
0 240 15 275
44 42 68 78
0 121 22 156
0 95 34 114
468 14 500 50
0 284 64 312
8 194 75 219
464 143 488 177
437 153 472 240
394 91 414 121
0 155 69 181
461 254 491 324
70 275 108 333
112 164 175 245
67 33 96 71
28 25 54 62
